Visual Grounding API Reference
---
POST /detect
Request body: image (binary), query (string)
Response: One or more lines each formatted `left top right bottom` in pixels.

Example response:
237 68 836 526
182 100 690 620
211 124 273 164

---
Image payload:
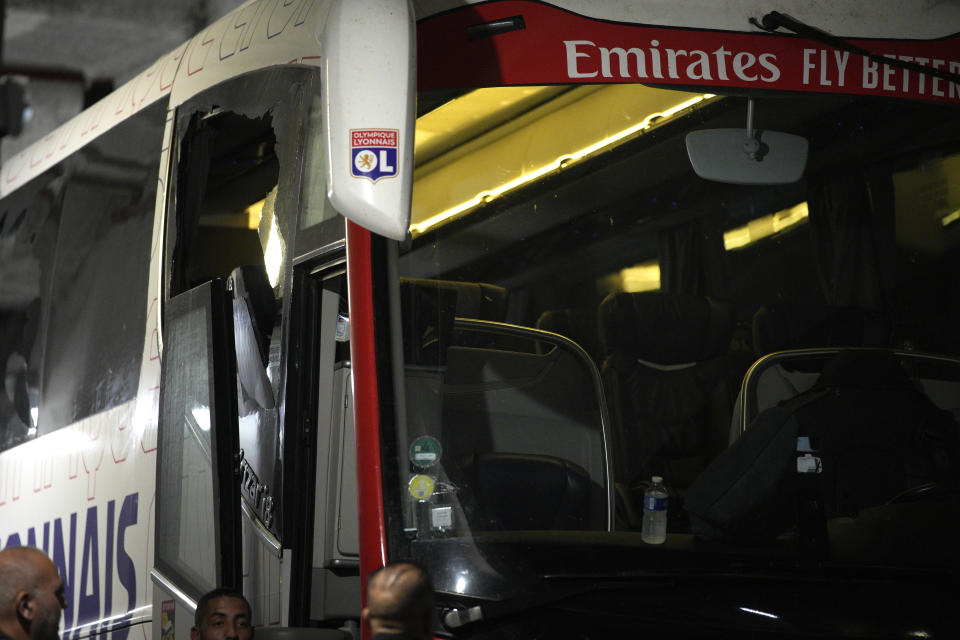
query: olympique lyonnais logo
351 129 398 182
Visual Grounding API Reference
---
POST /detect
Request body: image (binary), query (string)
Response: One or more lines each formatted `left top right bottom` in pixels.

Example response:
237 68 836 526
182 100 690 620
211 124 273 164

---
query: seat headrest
536 308 598 358
398 278 507 366
598 291 734 363
400 278 506 320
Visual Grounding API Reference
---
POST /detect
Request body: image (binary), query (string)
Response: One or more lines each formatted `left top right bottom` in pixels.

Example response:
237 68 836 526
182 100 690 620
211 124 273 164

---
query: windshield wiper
751 11 960 86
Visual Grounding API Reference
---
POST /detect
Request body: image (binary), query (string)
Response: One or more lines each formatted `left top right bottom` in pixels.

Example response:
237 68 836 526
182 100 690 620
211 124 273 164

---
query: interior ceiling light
410 93 715 236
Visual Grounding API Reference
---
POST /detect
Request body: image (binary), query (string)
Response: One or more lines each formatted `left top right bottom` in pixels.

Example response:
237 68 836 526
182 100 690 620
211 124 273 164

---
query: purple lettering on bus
101 500 115 636
78 506 100 630
53 514 78 639
113 492 139 640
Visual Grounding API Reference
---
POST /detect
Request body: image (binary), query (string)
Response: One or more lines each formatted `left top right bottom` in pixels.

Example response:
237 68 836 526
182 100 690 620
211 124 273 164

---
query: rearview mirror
686 129 808 185
685 99 808 185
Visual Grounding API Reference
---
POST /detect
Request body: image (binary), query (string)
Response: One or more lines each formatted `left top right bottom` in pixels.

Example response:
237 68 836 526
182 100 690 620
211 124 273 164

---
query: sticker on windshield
410 435 442 468
431 505 453 530
351 129 398 183
408 474 436 501
797 453 822 474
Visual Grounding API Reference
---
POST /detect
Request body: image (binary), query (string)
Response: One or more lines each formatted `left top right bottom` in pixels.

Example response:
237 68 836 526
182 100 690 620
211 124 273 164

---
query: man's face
28 559 66 640
191 597 252 640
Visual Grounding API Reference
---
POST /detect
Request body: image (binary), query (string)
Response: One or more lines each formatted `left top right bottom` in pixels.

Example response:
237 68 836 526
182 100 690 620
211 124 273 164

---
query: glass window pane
0 169 61 450
39 99 163 432
156 285 221 595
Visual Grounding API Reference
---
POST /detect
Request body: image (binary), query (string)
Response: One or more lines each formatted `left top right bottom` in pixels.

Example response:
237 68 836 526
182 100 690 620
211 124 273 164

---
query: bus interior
389 82 960 599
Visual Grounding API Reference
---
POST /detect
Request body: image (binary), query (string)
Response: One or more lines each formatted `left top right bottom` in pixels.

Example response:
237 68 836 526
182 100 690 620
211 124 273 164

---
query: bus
1 0 959 638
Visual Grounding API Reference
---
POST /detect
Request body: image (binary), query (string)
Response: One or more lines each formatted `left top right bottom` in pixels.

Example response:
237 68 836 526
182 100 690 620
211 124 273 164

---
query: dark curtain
806 170 896 311
658 215 726 297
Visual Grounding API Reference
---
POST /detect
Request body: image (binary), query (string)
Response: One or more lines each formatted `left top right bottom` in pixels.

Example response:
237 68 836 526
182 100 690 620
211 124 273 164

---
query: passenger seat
599 291 735 490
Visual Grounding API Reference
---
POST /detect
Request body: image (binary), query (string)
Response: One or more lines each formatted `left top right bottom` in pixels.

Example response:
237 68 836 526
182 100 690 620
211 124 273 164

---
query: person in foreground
362 562 436 640
191 588 253 640
0 547 66 640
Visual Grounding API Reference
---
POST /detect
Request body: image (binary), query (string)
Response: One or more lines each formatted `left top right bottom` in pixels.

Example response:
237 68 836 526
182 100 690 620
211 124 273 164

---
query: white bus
1 0 959 638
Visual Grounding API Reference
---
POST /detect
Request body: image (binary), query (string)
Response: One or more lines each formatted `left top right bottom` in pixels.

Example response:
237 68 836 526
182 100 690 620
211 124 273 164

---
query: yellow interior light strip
620 260 661 293
246 199 265 230
410 93 714 236
941 208 960 228
723 201 809 251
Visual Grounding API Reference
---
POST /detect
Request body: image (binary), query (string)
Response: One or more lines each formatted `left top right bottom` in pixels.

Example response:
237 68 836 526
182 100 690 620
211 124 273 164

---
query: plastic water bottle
641 476 668 544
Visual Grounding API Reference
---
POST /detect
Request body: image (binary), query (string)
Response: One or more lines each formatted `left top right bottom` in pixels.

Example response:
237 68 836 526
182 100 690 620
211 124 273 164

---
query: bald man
362 563 435 640
0 547 66 640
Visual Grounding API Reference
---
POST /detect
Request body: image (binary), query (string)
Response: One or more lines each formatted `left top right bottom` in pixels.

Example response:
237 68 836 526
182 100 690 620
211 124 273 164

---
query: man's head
0 547 66 640
190 589 252 640
362 562 435 640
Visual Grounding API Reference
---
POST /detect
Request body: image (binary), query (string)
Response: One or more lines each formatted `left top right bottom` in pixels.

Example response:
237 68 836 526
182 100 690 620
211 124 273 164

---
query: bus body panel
167 0 327 109
0 401 156 640
0 1 336 638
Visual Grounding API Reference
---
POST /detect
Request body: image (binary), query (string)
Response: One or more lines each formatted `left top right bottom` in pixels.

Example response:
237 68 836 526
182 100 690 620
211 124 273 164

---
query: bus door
152 65 326 634
152 277 243 639
152 56 375 634
288 261 362 626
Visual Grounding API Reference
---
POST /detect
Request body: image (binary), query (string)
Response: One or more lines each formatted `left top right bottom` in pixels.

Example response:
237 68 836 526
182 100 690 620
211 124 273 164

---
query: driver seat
687 349 960 540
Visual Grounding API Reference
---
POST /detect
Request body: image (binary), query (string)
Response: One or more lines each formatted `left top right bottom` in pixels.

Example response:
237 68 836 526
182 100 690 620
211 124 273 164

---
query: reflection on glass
257 186 284 289
157 298 217 593
191 405 211 432
394 83 960 616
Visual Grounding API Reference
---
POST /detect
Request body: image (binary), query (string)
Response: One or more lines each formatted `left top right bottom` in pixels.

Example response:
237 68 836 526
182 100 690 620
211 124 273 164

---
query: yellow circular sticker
408 474 435 501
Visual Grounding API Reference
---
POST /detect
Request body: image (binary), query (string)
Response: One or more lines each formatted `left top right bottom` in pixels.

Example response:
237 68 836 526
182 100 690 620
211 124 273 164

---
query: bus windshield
388 83 960 602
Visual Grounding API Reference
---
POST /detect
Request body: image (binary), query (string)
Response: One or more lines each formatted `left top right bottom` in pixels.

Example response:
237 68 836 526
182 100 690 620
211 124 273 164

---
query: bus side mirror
322 0 416 240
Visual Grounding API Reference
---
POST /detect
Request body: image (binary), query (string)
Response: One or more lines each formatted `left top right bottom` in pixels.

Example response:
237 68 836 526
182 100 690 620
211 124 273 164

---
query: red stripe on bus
346 221 388 605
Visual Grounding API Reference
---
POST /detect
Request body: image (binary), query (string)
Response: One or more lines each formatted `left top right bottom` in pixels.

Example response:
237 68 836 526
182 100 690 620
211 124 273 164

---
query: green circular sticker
408 474 435 501
409 435 442 468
